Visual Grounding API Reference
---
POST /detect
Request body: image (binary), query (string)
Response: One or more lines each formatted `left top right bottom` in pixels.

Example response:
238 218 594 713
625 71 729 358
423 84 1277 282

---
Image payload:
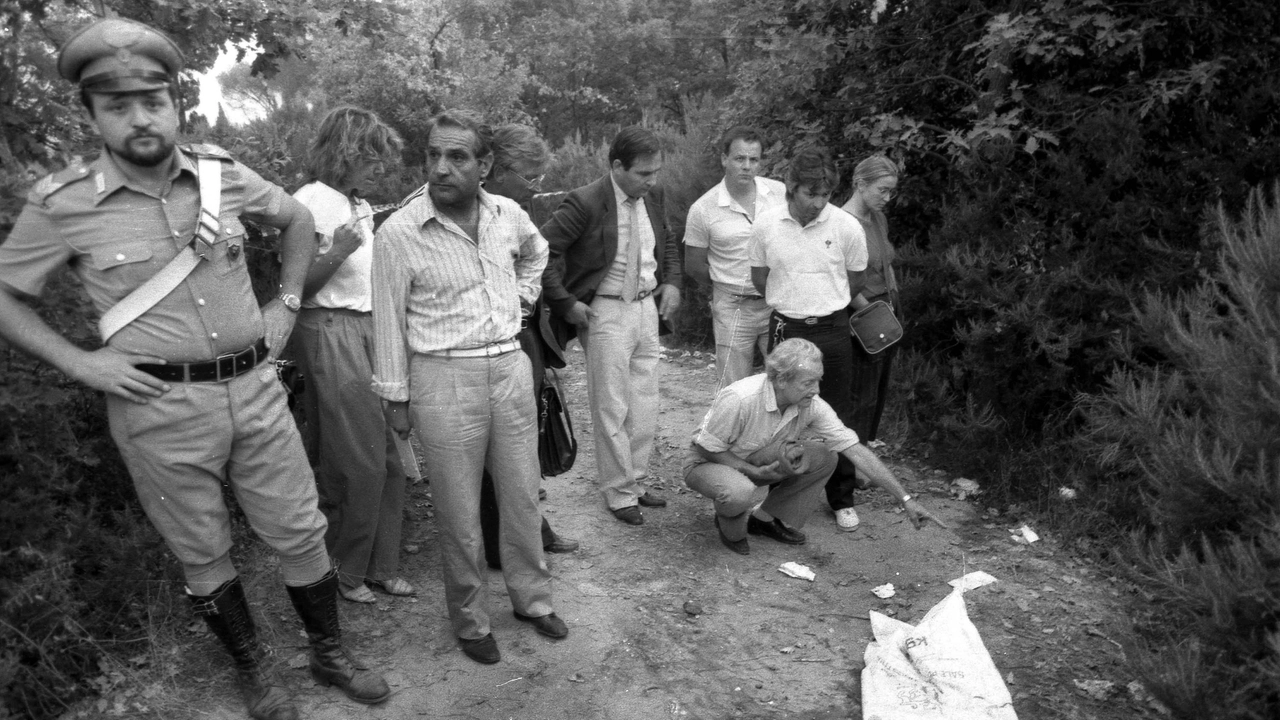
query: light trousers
295 308 406 592
710 285 771 388
409 351 553 640
579 295 661 510
107 368 330 595
684 444 837 541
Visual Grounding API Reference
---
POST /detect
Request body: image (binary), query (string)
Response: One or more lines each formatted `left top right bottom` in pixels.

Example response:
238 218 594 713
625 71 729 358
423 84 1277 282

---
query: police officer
0 17 388 720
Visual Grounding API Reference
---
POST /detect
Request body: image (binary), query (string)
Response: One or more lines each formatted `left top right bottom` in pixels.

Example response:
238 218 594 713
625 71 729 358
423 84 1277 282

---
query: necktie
623 197 642 302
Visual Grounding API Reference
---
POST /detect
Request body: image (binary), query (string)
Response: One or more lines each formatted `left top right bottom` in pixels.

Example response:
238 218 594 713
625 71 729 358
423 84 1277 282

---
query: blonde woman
840 155 901 446
293 106 413 603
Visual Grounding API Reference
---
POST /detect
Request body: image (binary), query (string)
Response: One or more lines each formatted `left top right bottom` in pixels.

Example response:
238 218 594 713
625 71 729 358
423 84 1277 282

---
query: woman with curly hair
293 106 414 603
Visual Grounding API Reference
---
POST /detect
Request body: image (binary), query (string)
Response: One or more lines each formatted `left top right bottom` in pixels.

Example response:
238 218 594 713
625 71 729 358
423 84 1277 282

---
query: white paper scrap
871 583 896 599
949 570 999 591
778 562 815 581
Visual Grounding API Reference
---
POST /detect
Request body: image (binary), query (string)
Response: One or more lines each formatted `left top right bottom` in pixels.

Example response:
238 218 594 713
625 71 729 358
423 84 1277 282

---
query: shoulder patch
27 164 92 204
182 143 233 160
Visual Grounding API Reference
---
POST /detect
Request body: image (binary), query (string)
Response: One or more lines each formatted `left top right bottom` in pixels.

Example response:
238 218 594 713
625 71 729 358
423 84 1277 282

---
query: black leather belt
138 338 268 383
774 310 844 327
596 288 654 302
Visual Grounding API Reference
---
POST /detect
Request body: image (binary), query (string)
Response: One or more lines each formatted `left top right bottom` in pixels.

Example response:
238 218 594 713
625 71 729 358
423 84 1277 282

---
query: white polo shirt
684 176 787 292
747 203 867 318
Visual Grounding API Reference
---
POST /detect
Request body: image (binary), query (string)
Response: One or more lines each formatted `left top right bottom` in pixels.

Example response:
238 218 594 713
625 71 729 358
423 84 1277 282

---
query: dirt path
75 347 1167 720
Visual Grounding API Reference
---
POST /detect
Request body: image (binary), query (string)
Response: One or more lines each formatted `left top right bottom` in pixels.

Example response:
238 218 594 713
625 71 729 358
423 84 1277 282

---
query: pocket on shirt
214 216 248 277
91 242 157 288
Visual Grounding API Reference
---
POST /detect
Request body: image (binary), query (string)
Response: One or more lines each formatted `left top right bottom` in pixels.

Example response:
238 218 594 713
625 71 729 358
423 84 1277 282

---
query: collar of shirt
410 185 502 232
92 147 194 206
781 201 835 230
610 174 640 207
761 375 805 434
715 176 781 214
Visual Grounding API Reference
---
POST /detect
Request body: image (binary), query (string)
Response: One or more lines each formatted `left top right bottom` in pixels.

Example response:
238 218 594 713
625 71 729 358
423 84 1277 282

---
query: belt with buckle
138 338 268 383
595 288 654 302
775 311 840 327
435 338 522 358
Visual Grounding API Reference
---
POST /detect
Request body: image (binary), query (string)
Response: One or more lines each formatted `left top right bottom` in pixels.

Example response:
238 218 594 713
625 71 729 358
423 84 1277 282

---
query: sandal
340 585 377 604
368 577 416 596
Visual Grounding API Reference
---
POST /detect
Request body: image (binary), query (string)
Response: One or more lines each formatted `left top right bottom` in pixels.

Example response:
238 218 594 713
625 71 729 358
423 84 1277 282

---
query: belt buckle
804 317 818 325
215 349 237 382
485 342 506 357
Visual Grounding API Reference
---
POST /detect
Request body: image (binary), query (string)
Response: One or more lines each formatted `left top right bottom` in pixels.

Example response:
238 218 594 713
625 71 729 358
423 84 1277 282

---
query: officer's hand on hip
385 401 412 439
566 300 597 327
656 283 682 322
261 299 299 363
69 347 171 404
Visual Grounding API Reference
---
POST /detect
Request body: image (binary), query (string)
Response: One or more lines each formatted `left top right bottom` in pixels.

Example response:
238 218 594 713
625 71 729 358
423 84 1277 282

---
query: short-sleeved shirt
838 202 897 299
686 373 860 474
683 176 787 292
293 181 375 312
0 146 286 361
746 203 868 317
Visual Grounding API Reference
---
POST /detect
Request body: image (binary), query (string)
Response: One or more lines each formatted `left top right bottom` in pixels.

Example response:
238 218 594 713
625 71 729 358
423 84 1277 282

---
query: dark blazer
539 175 683 345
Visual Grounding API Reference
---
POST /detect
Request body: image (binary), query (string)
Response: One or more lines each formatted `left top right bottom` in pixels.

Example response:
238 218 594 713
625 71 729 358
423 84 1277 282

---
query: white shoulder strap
99 157 222 343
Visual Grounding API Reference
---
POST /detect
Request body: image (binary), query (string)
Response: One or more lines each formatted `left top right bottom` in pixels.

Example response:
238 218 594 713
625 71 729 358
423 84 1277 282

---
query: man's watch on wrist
277 291 302 312
900 494 912 505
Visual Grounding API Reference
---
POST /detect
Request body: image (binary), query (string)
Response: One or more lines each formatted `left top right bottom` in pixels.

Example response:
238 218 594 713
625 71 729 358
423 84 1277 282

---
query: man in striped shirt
371 111 566 665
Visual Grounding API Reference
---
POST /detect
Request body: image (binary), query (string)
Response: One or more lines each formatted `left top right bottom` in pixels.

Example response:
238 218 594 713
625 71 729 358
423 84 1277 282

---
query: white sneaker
835 507 860 531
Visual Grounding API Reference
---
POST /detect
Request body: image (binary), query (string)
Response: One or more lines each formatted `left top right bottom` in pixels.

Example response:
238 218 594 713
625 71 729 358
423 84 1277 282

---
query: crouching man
684 339 945 554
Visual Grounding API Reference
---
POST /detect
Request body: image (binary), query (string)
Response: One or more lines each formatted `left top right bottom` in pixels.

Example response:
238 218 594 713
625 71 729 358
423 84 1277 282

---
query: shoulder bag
538 368 577 476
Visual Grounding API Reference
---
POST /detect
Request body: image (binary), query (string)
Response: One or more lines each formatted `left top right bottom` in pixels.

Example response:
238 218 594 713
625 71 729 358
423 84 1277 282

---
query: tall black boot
189 578 299 720
285 568 390 705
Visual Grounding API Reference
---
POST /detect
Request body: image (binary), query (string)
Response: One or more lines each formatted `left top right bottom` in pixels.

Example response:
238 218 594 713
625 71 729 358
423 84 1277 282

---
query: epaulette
181 143 234 160
27 164 92 205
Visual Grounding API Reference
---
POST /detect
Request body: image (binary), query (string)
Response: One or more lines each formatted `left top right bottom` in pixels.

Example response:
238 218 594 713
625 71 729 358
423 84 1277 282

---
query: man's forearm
277 214 316 297
842 443 909 501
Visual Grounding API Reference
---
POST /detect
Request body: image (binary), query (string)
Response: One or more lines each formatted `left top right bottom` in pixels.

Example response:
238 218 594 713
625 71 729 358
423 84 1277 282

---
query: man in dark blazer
540 126 682 525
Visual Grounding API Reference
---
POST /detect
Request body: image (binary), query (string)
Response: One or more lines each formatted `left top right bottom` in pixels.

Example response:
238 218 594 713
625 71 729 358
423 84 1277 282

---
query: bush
0 272 176 720
1077 185 1280 719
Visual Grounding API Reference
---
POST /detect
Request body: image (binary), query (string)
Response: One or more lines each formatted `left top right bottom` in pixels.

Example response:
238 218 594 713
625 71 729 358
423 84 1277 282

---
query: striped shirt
370 187 549 402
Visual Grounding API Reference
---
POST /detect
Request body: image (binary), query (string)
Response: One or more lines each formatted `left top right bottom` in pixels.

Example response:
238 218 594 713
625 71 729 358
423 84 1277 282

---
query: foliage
1077 187 1280 718
0 269 176 720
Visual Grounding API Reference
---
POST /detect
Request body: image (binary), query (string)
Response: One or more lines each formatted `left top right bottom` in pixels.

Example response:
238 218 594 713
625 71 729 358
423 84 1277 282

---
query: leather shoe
612 506 644 525
459 633 500 664
715 516 749 555
513 611 569 639
637 491 667 508
747 516 807 545
543 536 580 553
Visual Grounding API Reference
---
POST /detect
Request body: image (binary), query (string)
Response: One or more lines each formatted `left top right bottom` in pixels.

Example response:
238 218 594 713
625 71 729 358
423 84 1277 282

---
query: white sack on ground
862 587 1017 720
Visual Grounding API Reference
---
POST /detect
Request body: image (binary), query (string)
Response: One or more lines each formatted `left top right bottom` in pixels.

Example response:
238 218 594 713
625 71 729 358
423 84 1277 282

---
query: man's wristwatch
277 291 302 311
900 494 912 505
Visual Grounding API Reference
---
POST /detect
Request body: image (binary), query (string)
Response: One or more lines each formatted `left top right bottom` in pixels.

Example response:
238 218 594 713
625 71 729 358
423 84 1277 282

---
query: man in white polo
684 126 788 387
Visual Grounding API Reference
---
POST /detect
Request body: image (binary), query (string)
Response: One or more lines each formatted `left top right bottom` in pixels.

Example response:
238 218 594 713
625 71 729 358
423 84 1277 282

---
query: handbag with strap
849 300 904 354
537 368 577 476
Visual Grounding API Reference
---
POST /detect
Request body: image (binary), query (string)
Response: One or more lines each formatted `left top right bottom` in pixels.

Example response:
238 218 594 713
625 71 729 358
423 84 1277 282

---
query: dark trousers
481 311 555 568
849 342 895 442
769 310 861 511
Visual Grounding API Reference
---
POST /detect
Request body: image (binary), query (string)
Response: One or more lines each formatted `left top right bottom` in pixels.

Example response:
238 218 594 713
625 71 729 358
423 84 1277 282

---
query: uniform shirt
683 176 787 293
0 146 285 361
293 181 375 312
594 176 658 296
747 203 868 318
685 373 860 474
838 202 897 299
370 188 549 402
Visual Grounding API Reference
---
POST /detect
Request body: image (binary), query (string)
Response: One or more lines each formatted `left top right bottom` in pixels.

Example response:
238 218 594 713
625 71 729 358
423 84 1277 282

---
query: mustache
127 133 164 142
